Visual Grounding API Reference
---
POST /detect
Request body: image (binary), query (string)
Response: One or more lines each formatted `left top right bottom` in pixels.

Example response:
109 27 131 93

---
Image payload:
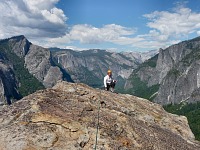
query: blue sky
0 0 200 52
58 0 174 27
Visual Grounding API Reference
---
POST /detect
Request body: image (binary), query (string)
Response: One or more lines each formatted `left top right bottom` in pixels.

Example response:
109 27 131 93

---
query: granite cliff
8 35 64 88
0 81 199 150
0 35 70 104
155 37 200 104
125 36 200 105
0 61 20 105
50 48 157 89
51 49 136 89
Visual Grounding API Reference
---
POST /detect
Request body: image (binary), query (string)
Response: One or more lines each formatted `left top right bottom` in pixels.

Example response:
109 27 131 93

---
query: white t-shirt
104 75 113 87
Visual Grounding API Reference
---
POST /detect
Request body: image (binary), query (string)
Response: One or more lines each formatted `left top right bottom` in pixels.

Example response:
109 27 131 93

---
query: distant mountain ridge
0 35 157 104
120 49 159 63
125 36 200 105
50 48 157 90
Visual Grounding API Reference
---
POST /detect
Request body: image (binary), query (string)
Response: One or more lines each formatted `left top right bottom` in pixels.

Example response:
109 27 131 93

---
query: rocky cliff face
0 81 199 150
8 35 30 57
0 61 20 105
126 36 200 105
51 49 137 86
51 48 157 89
8 36 63 88
0 35 65 105
155 38 200 105
24 44 64 88
121 49 158 64
0 38 22 104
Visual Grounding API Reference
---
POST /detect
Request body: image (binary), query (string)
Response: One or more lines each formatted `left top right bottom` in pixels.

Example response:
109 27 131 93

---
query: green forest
0 42 44 98
164 102 200 141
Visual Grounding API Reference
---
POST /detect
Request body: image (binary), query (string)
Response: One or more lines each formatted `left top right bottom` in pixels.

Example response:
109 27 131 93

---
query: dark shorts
106 82 115 91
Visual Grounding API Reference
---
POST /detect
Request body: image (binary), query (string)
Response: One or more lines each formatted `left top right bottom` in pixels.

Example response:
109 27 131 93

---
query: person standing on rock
104 69 116 92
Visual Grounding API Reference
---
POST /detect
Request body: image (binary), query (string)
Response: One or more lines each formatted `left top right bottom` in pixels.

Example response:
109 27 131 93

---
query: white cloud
23 0 59 10
48 23 138 47
69 24 135 44
47 21 184 50
144 6 200 42
51 5 200 50
49 34 71 44
0 0 67 39
65 46 89 51
41 8 66 24
1 1 200 51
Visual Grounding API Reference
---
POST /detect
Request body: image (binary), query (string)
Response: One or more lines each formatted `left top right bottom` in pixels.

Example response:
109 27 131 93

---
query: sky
0 0 200 52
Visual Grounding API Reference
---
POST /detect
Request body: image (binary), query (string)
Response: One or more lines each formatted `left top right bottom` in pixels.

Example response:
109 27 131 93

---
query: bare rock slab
0 81 199 150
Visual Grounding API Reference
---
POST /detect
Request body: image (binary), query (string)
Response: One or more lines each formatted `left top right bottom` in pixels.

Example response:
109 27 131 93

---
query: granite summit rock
0 81 199 149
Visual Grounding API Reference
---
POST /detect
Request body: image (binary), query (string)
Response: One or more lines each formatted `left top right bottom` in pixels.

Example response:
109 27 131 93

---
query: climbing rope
94 90 102 150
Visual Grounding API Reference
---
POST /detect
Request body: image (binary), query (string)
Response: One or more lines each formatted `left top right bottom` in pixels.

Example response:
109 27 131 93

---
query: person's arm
104 76 107 88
